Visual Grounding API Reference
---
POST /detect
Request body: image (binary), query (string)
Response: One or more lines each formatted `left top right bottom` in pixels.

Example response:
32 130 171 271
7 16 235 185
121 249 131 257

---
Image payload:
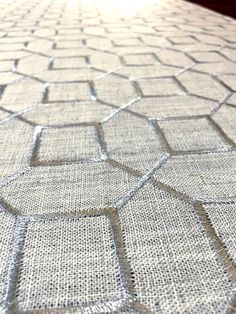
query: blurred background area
187 0 236 18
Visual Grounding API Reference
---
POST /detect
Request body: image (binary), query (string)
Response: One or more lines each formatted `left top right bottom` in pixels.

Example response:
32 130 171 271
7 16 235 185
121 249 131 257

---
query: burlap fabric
0 0 236 313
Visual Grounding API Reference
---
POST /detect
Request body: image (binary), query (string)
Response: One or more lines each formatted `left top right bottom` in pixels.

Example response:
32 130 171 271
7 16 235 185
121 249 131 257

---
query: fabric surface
0 0 236 313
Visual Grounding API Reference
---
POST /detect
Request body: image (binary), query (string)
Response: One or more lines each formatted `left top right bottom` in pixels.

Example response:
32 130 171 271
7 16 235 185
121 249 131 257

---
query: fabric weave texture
0 0 236 313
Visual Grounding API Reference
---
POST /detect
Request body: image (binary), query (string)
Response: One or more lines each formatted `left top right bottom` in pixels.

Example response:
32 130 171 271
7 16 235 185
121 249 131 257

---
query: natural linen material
0 0 236 313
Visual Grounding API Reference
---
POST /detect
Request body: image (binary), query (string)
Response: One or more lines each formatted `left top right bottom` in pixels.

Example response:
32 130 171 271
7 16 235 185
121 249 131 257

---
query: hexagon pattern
0 0 236 313
16 216 124 311
120 183 235 313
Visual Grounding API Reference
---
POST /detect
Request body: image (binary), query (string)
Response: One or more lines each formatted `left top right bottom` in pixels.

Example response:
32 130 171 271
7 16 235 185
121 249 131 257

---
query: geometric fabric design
120 183 235 313
16 216 124 311
0 0 236 313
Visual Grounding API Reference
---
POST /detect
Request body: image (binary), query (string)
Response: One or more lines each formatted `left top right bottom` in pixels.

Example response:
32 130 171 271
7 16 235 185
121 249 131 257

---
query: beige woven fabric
0 0 236 313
